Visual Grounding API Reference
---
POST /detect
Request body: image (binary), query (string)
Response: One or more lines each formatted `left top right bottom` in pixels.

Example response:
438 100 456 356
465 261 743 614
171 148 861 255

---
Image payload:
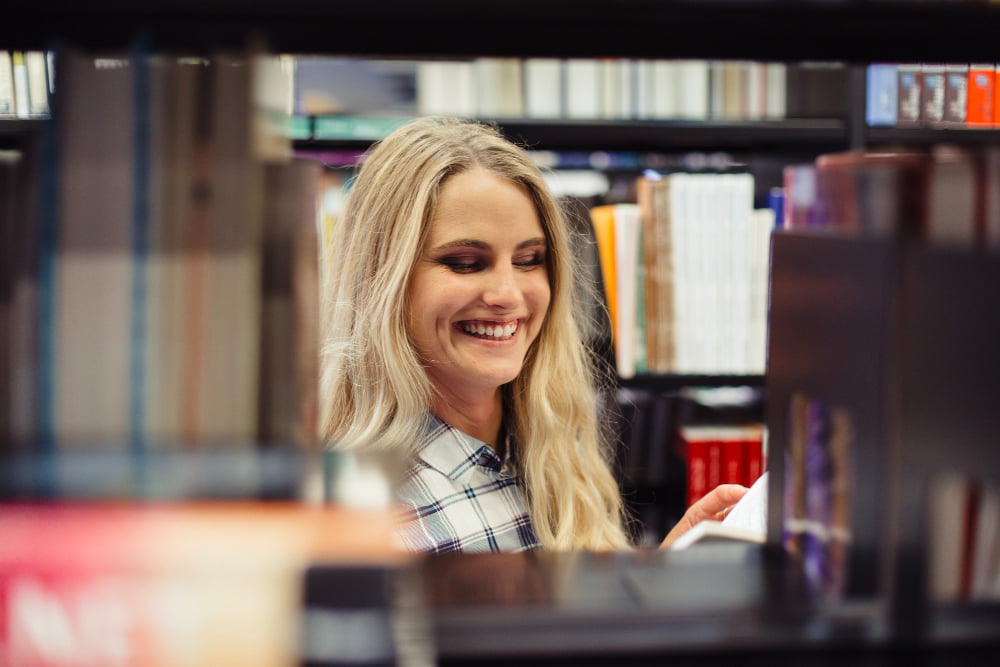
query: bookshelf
4 1 1000 664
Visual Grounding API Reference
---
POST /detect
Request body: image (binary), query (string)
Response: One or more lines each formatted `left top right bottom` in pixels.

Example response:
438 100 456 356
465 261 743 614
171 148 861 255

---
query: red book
685 431 710 508
966 64 995 127
745 434 764 486
721 432 745 486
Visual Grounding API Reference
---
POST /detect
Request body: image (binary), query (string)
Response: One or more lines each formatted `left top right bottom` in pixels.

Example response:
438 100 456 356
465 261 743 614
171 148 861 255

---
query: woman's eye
438 257 482 273
514 252 545 268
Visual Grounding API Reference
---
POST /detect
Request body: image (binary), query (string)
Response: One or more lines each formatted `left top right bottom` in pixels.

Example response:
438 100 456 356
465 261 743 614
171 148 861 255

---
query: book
611 203 643 378
680 424 765 508
677 60 710 120
24 50 50 117
10 51 29 118
523 58 563 119
919 64 946 125
258 157 323 449
0 151 15 447
475 57 523 118
48 47 137 449
670 471 768 550
564 58 601 119
785 61 848 119
895 63 922 126
865 64 898 127
635 172 674 374
0 51 14 116
191 48 279 445
599 58 634 120
966 63 995 127
764 62 787 120
925 145 977 248
942 64 969 126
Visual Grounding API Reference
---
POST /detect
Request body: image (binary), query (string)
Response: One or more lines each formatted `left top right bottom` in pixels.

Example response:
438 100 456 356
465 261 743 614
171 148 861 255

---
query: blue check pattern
394 415 541 553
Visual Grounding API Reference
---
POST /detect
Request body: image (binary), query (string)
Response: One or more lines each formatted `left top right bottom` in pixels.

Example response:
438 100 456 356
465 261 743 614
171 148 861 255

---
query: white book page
722 471 768 535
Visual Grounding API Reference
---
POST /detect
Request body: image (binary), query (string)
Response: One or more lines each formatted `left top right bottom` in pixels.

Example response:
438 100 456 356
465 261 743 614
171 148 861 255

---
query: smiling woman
319 116 744 553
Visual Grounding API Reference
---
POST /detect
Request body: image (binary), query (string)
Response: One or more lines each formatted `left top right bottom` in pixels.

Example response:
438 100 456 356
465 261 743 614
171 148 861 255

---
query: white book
613 203 642 377
11 51 29 118
599 59 634 120
677 59 709 120
564 58 600 119
25 50 49 116
651 60 680 119
748 209 774 374
633 59 655 119
671 472 769 550
746 62 765 120
765 62 787 119
523 58 563 119
475 57 522 118
0 51 14 116
416 60 477 117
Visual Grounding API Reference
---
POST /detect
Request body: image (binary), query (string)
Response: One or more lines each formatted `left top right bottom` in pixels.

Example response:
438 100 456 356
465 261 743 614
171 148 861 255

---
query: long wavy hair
320 116 631 550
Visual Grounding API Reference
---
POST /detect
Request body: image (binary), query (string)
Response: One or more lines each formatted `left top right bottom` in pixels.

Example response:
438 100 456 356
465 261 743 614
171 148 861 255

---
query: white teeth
463 321 517 340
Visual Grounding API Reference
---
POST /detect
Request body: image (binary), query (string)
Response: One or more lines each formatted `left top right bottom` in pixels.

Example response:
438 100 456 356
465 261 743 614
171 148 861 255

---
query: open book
670 472 768 550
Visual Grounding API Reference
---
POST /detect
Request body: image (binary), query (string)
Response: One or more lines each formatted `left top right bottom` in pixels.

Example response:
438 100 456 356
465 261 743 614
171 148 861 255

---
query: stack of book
781 144 1000 250
0 43 323 499
590 171 774 378
866 62 1000 128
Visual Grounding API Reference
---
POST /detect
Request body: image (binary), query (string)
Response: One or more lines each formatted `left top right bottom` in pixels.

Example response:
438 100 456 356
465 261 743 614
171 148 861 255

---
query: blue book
865 64 899 127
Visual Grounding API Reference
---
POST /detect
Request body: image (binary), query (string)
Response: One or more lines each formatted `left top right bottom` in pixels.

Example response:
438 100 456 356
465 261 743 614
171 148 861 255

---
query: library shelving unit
5 1 1000 665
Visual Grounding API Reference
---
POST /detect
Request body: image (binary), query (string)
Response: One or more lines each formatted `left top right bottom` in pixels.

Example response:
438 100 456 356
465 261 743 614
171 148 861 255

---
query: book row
590 172 774 378
0 45 322 495
930 471 1000 603
781 144 1000 249
293 56 849 124
0 50 51 118
866 62 1000 128
678 423 766 509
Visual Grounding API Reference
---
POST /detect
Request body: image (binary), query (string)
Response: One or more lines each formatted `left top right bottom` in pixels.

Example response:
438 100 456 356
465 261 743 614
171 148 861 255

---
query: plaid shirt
394 414 541 553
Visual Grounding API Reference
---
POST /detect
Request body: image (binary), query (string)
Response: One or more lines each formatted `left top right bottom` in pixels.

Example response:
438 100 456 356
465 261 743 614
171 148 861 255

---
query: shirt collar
416 413 506 482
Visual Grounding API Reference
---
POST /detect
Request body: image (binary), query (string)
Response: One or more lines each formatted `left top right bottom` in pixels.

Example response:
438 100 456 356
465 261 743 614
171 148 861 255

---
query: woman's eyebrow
517 237 547 249
432 239 490 251
431 237 547 252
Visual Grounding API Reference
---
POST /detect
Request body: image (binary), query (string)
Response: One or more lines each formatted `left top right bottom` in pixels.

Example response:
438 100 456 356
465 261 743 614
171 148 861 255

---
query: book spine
745 434 763 486
686 432 708 507
895 63 922 126
943 64 969 127
966 63 995 127
919 64 945 126
722 435 744 486
0 51 14 116
11 51 30 118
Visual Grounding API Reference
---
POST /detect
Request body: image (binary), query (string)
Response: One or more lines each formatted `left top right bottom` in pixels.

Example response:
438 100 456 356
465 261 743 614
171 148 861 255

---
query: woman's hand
658 484 749 549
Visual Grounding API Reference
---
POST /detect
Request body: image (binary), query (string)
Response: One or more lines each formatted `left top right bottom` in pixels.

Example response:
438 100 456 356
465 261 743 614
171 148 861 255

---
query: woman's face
407 167 551 398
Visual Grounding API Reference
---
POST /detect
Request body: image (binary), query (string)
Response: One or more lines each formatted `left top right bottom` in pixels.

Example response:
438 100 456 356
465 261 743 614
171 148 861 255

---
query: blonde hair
320 116 631 550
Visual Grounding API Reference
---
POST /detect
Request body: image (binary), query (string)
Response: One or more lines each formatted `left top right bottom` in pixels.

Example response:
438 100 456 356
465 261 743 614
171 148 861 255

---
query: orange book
994 65 1000 128
966 63 995 126
589 204 618 340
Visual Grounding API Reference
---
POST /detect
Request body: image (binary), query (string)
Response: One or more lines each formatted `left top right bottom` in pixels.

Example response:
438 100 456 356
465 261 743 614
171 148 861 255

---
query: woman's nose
482 265 520 310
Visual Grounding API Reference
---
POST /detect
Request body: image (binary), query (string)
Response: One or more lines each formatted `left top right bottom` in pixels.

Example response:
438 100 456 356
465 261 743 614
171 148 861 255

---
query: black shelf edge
294 118 849 153
7 2 1000 62
867 126 1000 147
618 374 766 391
